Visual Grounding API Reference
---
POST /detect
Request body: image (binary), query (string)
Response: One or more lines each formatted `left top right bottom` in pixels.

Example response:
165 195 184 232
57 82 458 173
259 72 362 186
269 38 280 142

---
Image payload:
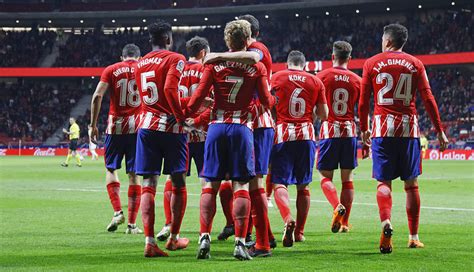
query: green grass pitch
0 157 473 271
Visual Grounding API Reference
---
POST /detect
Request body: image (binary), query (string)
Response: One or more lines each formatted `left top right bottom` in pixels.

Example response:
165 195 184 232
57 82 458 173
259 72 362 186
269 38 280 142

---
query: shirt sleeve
100 65 113 84
255 65 276 108
164 55 187 122
358 60 372 132
417 62 443 133
315 77 327 105
248 48 264 61
185 65 214 117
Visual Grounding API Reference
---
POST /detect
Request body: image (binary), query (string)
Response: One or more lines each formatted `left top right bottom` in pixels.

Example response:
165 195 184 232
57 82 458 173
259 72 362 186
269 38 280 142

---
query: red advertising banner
0 52 473 77
1 148 472 160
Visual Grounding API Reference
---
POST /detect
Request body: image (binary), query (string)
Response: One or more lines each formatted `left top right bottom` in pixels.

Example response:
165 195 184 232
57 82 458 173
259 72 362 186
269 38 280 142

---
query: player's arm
204 51 260 65
89 81 109 143
314 78 328 121
185 66 214 117
358 61 372 146
256 73 276 108
417 64 448 151
164 57 187 122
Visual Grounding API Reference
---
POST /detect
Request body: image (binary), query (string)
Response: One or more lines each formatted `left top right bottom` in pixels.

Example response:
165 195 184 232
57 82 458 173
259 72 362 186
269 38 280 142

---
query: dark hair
122 44 140 58
333 41 352 61
383 23 408 49
238 14 259 38
148 19 172 47
287 50 306 67
186 36 209 58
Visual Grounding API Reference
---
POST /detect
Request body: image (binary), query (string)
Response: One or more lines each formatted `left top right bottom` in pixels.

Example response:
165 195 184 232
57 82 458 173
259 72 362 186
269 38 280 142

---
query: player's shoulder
185 61 203 70
249 41 268 51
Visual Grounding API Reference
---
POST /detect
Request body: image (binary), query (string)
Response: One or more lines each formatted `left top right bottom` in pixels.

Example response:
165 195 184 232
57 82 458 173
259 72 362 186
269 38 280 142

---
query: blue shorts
317 137 358 170
135 129 188 176
104 134 137 173
201 124 255 182
372 137 422 181
271 140 316 186
188 141 204 176
254 128 275 175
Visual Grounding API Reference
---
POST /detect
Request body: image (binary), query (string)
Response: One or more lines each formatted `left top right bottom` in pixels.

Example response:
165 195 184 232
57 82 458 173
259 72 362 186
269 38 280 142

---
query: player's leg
103 134 125 232
271 141 296 247
62 149 72 166
317 139 344 232
135 128 167 257
248 128 274 256
248 176 271 257
401 138 423 248
217 180 234 240
197 124 227 259
122 133 142 234
163 132 190 251
372 137 397 254
125 172 142 234
197 180 220 259
72 140 82 166
228 124 255 260
157 175 172 241
293 140 317 242
265 167 273 207
339 169 354 232
338 137 358 232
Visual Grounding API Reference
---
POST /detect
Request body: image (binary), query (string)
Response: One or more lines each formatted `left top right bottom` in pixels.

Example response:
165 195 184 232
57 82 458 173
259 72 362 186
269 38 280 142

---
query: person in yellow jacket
61 117 82 167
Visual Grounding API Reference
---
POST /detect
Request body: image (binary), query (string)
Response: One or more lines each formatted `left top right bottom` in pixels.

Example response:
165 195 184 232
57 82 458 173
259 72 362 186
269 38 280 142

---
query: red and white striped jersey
100 59 141 135
316 67 361 139
135 49 187 133
271 69 327 144
319 120 357 139
179 61 208 142
105 114 141 134
359 51 443 138
185 61 276 130
248 41 275 129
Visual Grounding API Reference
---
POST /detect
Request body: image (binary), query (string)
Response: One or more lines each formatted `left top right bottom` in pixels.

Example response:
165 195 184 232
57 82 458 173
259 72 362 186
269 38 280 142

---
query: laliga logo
429 150 439 160
0 149 6 156
34 148 56 156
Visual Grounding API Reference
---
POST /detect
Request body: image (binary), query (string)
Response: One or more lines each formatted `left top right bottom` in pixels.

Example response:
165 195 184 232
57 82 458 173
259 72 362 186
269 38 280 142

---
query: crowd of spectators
0 29 56 67
0 81 83 143
1 9 471 67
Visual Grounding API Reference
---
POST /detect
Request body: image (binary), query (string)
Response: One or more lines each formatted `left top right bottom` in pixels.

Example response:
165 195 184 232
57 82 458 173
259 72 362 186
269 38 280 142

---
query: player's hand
88 125 99 145
62 128 68 133
437 131 449 152
185 118 195 127
203 53 221 64
361 130 372 146
202 97 214 108
362 144 370 159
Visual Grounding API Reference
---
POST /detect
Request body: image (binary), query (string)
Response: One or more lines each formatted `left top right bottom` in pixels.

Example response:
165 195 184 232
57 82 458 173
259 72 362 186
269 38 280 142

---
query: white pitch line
55 188 474 212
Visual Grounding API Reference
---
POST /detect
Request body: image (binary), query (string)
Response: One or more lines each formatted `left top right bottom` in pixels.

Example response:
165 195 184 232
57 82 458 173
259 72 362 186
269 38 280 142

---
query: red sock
170 186 187 235
141 186 156 237
233 190 250 239
247 214 253 236
274 185 292 223
320 178 339 209
250 188 270 251
340 181 354 225
106 181 122 212
163 179 172 225
405 185 420 235
376 183 392 222
295 189 310 236
267 217 274 241
200 188 217 234
127 185 141 225
265 174 272 198
219 181 234 226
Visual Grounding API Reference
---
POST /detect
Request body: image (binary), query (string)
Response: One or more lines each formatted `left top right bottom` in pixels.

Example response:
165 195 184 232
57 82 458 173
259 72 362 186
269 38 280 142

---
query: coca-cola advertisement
1 148 105 156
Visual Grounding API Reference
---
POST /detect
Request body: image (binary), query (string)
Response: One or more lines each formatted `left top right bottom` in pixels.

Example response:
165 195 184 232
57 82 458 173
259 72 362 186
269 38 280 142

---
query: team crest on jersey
176 60 185 73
